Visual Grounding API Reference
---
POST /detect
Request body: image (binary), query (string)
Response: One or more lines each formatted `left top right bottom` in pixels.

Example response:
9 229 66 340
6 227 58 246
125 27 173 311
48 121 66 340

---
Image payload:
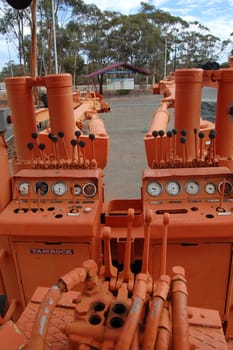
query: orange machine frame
0 65 233 348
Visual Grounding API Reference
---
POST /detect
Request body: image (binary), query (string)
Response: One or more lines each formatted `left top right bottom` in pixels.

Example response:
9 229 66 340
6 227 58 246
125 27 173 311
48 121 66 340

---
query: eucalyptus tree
106 13 146 64
37 0 74 74
177 22 223 68
0 0 31 74
58 21 84 85
138 2 190 78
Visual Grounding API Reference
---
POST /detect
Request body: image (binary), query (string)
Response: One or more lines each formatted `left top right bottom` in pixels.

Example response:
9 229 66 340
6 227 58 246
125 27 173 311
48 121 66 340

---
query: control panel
14 177 98 201
143 167 233 203
0 168 104 237
142 167 233 239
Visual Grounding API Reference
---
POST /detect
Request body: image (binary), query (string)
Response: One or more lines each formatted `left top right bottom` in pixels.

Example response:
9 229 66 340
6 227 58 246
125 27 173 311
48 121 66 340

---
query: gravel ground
103 88 217 201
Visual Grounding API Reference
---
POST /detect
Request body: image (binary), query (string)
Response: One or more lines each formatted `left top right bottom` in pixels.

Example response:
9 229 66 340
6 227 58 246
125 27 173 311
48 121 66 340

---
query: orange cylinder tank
215 68 233 158
5 76 38 161
45 74 75 159
174 69 203 159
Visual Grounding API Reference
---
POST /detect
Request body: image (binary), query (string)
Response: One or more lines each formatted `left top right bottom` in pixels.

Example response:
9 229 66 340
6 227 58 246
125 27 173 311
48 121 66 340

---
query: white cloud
84 0 137 13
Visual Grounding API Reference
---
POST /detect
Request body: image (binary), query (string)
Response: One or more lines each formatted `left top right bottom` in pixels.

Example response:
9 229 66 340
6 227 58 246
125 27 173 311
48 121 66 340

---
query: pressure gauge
82 183 97 197
218 180 233 196
52 182 67 196
34 181 49 196
71 184 82 196
165 181 181 196
184 181 200 195
18 182 30 196
147 182 162 197
205 183 216 195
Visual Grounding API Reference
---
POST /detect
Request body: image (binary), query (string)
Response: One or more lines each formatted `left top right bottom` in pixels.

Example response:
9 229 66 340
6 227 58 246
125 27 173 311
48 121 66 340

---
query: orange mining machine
0 63 233 349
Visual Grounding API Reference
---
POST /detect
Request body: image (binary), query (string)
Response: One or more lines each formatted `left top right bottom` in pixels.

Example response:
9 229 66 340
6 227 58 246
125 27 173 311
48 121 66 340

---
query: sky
0 0 233 70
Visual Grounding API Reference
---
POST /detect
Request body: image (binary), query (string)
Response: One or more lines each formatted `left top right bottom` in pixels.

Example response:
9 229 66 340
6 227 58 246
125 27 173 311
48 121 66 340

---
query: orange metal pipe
147 102 170 135
29 266 87 350
5 76 38 161
45 74 75 159
215 68 233 158
88 116 108 137
171 266 190 350
115 273 148 350
154 305 170 350
143 275 170 350
174 69 203 159
29 284 63 350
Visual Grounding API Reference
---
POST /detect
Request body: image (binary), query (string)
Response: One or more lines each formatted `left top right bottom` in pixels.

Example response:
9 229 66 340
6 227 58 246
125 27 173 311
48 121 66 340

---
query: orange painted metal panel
14 241 90 303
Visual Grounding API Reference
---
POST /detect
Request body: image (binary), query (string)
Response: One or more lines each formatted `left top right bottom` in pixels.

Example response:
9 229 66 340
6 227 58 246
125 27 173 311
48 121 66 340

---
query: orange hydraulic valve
171 266 190 350
115 273 148 350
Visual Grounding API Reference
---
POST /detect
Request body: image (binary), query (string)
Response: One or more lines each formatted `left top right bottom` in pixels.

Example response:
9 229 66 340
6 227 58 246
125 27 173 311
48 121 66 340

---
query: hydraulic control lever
102 226 118 291
116 208 135 291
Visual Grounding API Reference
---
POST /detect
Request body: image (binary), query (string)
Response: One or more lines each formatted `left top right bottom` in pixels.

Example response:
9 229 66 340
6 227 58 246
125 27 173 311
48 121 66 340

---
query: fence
101 103 158 132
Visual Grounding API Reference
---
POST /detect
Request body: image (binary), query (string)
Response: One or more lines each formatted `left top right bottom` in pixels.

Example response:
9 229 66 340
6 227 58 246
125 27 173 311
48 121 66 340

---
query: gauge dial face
184 181 200 195
18 182 30 196
82 183 97 197
34 181 49 196
52 182 67 196
218 180 233 196
205 183 216 194
165 181 181 196
147 182 162 196
71 184 82 196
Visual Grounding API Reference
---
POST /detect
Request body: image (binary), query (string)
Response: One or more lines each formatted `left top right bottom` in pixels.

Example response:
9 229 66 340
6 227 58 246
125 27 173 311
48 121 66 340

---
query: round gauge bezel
18 182 30 196
82 182 97 198
205 183 216 195
218 180 233 196
34 181 49 196
165 181 181 196
184 180 200 195
147 182 162 197
52 182 67 196
71 184 82 196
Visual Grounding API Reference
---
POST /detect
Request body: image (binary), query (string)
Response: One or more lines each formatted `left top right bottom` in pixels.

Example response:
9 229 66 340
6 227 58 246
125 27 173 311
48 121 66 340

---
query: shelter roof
85 62 150 78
